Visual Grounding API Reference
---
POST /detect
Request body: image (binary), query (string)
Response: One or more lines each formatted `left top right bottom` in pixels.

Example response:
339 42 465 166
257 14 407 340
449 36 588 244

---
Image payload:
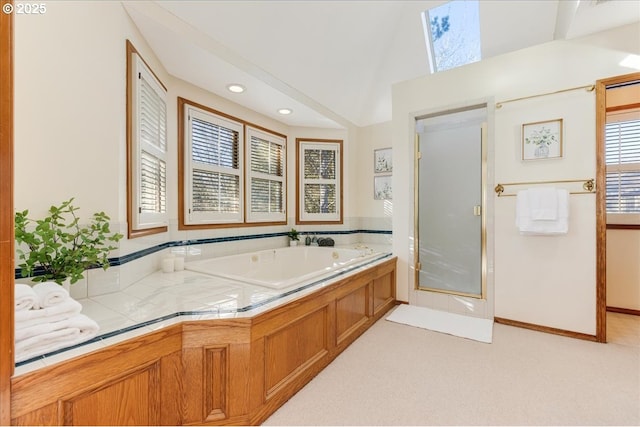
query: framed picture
374 175 392 200
522 119 563 160
374 147 392 173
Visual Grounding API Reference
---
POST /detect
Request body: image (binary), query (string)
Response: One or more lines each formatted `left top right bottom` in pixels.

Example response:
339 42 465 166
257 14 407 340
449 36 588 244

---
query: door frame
413 104 489 300
0 1 14 423
595 72 640 343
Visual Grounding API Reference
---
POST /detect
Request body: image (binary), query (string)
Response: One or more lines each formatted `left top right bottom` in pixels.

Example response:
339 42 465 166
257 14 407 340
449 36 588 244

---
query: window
178 98 288 229
127 41 168 238
422 0 481 74
296 139 342 224
247 126 286 223
182 102 244 225
606 109 640 225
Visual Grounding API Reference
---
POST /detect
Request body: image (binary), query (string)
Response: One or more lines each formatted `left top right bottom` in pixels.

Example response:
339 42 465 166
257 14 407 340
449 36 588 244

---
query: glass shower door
416 112 485 298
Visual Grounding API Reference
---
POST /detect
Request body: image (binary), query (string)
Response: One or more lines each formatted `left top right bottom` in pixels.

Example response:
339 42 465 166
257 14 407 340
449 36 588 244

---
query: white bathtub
185 246 381 289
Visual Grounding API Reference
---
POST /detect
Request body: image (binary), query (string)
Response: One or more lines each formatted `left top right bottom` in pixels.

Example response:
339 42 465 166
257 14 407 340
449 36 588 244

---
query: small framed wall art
374 147 393 173
374 175 392 200
522 118 563 160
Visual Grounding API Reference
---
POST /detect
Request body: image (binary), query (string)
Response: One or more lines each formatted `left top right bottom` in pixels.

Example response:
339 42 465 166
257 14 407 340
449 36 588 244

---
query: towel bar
494 178 595 197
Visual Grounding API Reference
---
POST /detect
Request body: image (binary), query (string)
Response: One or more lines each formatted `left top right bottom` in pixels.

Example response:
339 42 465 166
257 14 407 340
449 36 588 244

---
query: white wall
607 230 640 311
14 2 385 296
392 23 640 334
356 122 394 235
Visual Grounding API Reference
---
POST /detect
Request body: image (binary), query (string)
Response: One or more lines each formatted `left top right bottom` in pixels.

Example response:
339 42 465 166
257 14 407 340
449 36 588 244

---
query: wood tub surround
11 257 396 426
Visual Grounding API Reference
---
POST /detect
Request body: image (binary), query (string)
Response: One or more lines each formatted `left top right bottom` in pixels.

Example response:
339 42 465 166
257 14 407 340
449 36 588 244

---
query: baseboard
494 317 597 342
607 306 640 316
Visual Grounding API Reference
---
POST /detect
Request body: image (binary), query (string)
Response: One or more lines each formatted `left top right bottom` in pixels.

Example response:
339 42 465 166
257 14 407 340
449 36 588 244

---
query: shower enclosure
415 106 487 298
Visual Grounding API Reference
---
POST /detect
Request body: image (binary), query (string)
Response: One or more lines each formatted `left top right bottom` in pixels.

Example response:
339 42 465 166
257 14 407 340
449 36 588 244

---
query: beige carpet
263 308 640 426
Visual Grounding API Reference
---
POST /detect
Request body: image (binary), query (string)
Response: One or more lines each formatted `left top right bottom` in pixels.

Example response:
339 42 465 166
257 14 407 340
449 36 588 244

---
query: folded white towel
528 187 558 220
15 316 99 362
32 281 69 308
15 313 99 342
15 284 39 311
15 298 83 330
516 189 569 235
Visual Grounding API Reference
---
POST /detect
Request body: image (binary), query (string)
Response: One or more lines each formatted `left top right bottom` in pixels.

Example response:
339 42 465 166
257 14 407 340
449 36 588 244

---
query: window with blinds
606 108 640 224
297 139 342 223
247 127 286 222
131 52 168 232
184 105 244 224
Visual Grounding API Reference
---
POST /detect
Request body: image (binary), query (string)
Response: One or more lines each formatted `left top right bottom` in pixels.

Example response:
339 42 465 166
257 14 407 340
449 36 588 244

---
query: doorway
414 106 487 299
596 72 640 344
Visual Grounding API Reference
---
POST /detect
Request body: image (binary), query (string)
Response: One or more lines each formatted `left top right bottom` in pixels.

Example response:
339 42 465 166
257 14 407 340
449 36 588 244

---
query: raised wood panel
12 326 181 418
264 307 328 398
227 343 251 418
12 402 57 426
160 350 183 426
373 272 395 315
336 284 369 345
182 347 204 424
204 346 228 422
61 360 161 426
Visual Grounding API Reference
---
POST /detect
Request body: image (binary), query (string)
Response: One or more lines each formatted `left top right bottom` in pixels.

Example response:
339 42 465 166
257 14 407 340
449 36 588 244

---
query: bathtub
185 246 382 289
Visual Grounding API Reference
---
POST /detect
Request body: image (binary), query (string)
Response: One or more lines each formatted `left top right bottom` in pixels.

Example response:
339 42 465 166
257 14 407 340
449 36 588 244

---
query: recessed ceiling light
278 108 293 115
227 84 245 93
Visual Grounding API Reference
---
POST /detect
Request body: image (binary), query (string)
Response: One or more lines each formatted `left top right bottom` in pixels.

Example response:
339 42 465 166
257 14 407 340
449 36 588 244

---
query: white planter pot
289 240 298 247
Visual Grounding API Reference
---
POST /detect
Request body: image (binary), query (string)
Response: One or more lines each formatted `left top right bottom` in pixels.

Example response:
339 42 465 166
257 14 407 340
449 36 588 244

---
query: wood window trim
126 40 168 239
177 96 287 230
295 138 344 225
0 1 14 423
595 71 640 343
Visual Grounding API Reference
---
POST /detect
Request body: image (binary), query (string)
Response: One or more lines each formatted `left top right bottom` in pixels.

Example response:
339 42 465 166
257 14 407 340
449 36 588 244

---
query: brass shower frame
413 118 488 300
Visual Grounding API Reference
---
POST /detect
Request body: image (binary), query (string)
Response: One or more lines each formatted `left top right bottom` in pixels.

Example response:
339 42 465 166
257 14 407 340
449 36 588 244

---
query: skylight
422 0 482 73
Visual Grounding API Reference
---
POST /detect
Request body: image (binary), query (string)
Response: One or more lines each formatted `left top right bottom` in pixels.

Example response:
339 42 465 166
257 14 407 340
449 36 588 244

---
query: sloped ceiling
124 0 640 129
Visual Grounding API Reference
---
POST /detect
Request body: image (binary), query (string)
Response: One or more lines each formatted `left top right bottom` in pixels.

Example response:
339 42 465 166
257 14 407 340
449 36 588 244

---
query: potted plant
14 198 123 286
287 228 300 246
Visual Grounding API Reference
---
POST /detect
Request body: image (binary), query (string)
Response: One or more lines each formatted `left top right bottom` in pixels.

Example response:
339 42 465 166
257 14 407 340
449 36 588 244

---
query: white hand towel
15 284 39 311
516 189 569 235
32 281 69 308
527 187 558 220
15 298 83 330
15 313 99 342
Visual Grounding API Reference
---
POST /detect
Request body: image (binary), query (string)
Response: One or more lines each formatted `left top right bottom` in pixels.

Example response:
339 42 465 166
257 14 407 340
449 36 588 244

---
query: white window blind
247 127 286 223
132 54 168 230
185 106 244 224
298 140 341 223
606 109 640 224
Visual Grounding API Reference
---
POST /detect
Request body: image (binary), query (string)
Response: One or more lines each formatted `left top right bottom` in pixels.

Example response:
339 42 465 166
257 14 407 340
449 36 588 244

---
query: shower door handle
473 205 482 216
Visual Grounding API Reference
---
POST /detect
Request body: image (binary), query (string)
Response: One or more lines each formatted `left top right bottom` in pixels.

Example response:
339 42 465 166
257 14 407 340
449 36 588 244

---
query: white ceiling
124 0 640 129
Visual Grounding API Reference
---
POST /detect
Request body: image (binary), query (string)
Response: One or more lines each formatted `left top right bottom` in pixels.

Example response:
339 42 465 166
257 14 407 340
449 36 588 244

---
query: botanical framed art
374 175 392 200
522 118 563 160
374 147 392 173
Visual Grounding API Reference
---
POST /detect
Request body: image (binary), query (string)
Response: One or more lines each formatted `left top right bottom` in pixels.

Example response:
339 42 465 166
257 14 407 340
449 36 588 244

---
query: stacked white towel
14 282 99 362
516 187 569 235
15 284 39 311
